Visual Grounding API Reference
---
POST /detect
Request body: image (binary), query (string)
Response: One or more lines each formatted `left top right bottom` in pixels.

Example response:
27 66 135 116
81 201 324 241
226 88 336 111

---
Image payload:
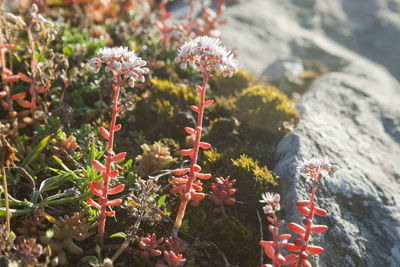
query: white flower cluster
89 47 149 87
260 192 280 214
297 156 338 179
175 36 238 77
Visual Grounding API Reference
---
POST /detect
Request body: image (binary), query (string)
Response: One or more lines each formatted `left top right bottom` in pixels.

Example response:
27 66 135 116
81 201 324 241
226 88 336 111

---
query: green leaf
53 155 80 180
42 192 90 206
0 207 32 216
157 195 166 208
32 172 73 204
80 256 99 265
109 232 127 240
22 135 51 169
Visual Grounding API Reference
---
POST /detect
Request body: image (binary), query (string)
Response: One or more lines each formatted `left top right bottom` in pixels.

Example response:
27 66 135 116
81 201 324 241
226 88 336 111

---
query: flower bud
129 77 135 88
112 61 121 72
30 4 38 14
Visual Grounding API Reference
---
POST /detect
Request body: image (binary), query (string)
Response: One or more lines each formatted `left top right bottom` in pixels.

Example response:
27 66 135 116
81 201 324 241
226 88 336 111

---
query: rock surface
170 0 400 266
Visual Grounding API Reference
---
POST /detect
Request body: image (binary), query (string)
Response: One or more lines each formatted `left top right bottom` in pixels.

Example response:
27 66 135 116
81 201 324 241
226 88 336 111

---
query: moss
210 217 259 266
129 79 198 141
206 117 240 148
234 85 300 134
231 154 277 193
210 69 253 96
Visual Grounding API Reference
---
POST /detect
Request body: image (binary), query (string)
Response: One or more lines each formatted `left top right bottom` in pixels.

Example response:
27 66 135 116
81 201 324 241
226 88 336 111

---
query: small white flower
175 36 238 77
89 47 149 85
296 156 338 179
260 192 280 214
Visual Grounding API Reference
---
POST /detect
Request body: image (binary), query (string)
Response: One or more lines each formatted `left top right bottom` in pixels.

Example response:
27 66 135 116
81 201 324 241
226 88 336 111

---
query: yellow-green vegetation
150 79 198 110
135 142 174 176
130 79 198 140
234 85 300 133
210 217 259 267
210 69 253 96
232 154 277 194
202 147 228 174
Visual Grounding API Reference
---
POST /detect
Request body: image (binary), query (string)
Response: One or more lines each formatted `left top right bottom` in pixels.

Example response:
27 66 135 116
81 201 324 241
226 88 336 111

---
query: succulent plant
135 142 173 176
40 209 94 266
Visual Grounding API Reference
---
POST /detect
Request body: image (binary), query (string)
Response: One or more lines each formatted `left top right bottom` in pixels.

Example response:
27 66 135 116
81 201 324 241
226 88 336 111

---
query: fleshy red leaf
180 149 194 157
193 164 201 172
112 152 126 162
311 225 328 233
106 211 115 217
307 245 324 255
100 127 110 140
279 234 291 240
86 197 101 209
274 253 286 265
194 172 211 179
199 142 211 149
116 105 123 113
109 169 119 178
204 99 214 106
190 105 199 113
114 124 122 131
296 200 311 207
93 160 106 172
284 254 297 264
89 181 103 197
286 243 301 252
173 168 190 176
184 127 195 135
298 206 310 216
106 198 122 206
16 99 31 108
190 191 205 201
315 207 327 216
263 244 275 259
304 260 312 267
289 222 306 235
11 92 26 100
108 184 125 195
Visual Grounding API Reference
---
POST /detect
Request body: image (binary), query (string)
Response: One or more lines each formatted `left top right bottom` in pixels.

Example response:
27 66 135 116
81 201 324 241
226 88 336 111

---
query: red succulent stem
272 212 280 267
296 172 318 267
172 68 209 236
97 75 122 246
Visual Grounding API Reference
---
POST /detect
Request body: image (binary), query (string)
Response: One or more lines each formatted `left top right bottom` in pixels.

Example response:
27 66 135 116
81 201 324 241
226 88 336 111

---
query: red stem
297 170 319 267
272 212 280 267
173 68 209 236
98 75 122 246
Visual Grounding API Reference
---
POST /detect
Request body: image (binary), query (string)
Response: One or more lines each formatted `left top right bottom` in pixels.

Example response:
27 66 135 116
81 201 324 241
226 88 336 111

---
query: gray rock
274 62 400 267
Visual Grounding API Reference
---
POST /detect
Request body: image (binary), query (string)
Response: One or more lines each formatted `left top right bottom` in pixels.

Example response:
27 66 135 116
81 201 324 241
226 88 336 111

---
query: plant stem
2 167 10 233
172 70 209 236
98 76 122 246
272 212 280 267
297 173 318 267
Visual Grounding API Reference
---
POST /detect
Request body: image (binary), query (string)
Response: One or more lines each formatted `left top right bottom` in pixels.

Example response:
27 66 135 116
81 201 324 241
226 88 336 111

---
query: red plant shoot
286 157 338 267
87 47 149 245
208 176 236 216
171 36 237 236
259 192 296 267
